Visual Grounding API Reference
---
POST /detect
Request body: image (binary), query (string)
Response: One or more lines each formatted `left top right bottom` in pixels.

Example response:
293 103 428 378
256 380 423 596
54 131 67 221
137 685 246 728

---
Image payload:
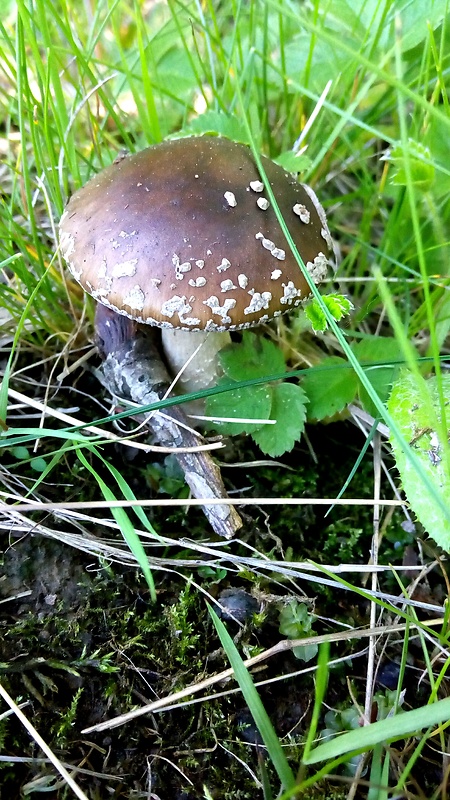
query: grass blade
208 604 297 792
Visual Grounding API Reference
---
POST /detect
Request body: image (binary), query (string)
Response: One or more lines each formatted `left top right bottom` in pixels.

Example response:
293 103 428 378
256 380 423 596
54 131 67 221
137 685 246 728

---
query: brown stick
95 306 243 538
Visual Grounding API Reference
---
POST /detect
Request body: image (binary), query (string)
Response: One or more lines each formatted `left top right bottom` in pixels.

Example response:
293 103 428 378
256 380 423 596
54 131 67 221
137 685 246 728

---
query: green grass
1 0 450 797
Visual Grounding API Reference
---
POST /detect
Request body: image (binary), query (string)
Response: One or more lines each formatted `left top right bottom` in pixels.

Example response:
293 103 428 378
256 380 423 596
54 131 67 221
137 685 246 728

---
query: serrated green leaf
304 294 352 333
353 336 402 417
219 332 286 382
251 382 307 457
388 371 450 550
304 301 328 333
206 382 272 435
385 140 435 190
322 293 354 321
302 357 358 421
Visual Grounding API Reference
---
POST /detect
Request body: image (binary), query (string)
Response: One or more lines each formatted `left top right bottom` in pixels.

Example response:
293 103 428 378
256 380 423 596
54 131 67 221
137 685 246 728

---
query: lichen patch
189 277 207 288
307 252 329 284
173 254 192 280
203 296 236 324
261 237 276 252
293 203 310 223
59 230 75 261
220 279 237 292
162 296 185 317
302 183 329 231
280 281 302 305
123 285 145 311
224 191 237 207
244 291 272 315
217 258 231 273
249 180 264 192
321 227 334 251
118 230 137 238
112 259 138 278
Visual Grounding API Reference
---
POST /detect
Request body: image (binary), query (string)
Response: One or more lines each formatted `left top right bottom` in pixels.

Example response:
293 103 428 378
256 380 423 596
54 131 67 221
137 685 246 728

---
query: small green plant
206 331 308 457
197 564 228 582
165 583 203 668
320 704 362 777
52 686 84 746
278 600 318 662
382 139 435 190
146 455 190 498
205 296 353 457
7 446 48 473
304 294 353 334
319 690 404 778
302 335 402 421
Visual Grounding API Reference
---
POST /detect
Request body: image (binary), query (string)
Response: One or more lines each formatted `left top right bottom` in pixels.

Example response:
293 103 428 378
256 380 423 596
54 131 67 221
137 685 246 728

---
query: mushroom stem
160 328 230 408
95 306 242 539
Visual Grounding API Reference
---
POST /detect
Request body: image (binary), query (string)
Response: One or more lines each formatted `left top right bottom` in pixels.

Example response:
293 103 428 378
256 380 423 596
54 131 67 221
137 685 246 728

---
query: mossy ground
0 404 420 798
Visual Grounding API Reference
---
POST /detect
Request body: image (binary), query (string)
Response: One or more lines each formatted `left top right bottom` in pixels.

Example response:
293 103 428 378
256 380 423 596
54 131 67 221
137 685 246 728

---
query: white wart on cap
59 136 333 333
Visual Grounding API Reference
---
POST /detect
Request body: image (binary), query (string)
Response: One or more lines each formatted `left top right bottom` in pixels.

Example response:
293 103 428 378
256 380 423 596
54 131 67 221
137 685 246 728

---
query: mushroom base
160 328 231 418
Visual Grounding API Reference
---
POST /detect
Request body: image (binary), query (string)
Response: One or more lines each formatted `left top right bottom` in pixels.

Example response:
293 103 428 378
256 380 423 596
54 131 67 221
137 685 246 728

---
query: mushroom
59 136 333 538
59 136 334 396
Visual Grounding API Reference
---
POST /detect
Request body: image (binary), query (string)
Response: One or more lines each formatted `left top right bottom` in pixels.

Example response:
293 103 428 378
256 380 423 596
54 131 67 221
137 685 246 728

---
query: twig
95 307 242 538
81 617 444 734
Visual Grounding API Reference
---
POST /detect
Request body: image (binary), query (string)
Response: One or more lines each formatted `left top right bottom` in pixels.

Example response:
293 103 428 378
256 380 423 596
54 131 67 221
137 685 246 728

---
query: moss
0 421 413 796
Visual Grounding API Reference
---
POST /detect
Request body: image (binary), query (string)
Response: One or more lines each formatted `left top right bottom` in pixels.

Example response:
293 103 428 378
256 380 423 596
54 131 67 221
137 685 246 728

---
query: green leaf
304 301 328 333
304 696 450 765
273 150 311 173
219 332 286 382
279 601 312 638
304 295 353 333
278 601 318 662
353 336 401 417
206 382 272 435
388 371 450 550
302 357 358 421
11 446 29 460
252 382 308 457
384 140 435 190
173 112 250 145
30 457 47 473
395 0 447 52
207 334 307 455
322 294 354 321
293 641 319 662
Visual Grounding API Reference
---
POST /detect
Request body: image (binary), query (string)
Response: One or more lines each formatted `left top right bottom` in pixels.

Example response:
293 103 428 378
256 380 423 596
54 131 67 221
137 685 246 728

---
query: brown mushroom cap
59 136 333 332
